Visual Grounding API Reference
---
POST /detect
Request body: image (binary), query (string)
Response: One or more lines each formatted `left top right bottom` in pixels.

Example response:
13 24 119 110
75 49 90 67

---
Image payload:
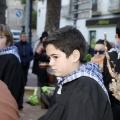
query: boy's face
0 35 7 50
46 44 80 77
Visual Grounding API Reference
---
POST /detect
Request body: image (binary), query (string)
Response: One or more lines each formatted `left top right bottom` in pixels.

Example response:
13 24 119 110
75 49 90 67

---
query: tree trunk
0 0 7 24
45 0 61 33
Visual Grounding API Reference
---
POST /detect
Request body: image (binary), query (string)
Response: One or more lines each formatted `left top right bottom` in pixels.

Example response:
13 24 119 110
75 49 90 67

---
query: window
89 31 96 49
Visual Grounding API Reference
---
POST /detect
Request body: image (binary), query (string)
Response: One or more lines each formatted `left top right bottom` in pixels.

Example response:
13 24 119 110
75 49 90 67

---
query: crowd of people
0 22 120 120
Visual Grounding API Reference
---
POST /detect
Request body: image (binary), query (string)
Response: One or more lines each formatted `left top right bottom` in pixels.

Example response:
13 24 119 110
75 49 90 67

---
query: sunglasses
94 50 105 54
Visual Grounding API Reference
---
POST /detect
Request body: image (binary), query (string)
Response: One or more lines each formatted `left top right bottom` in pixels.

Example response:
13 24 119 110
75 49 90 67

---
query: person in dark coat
15 32 33 85
32 31 49 87
38 26 113 120
103 22 120 120
0 24 24 110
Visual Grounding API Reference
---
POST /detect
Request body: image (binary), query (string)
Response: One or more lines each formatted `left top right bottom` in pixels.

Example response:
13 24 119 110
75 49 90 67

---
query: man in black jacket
15 32 34 85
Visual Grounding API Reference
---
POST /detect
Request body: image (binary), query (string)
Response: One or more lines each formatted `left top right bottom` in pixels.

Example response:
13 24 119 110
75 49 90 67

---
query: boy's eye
53 56 58 59
0 35 5 39
47 56 50 60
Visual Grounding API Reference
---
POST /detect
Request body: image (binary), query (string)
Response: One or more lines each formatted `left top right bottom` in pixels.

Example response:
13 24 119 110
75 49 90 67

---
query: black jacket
0 54 25 109
38 76 113 120
15 41 33 66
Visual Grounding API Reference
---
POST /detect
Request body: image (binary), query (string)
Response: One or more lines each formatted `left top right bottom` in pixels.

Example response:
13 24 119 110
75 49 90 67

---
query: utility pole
25 0 30 42
29 0 32 44
73 0 78 26
25 0 32 44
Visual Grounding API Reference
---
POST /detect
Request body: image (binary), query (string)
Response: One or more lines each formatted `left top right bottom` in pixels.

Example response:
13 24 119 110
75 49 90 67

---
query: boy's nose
49 59 54 66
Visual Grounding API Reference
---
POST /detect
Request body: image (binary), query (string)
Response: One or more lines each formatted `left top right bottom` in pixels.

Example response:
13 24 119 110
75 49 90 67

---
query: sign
15 10 23 18
86 17 120 27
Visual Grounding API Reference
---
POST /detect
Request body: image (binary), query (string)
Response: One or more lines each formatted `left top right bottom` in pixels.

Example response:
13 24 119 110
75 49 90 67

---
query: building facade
37 0 120 46
6 0 24 30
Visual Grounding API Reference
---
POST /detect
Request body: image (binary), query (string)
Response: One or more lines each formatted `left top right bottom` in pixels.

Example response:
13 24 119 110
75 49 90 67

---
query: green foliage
91 39 96 49
20 0 37 29
21 0 26 4
27 88 40 106
84 53 92 62
32 10 37 29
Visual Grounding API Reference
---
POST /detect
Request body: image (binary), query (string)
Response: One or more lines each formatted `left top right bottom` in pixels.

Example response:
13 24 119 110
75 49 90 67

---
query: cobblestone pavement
19 70 48 120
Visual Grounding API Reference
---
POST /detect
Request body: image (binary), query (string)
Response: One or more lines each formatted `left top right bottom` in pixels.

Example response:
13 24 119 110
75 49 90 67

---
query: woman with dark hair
91 39 112 72
32 31 50 87
96 39 112 51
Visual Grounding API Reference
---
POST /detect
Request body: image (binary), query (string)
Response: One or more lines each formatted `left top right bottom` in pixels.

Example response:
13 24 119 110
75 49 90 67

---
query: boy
38 26 113 120
103 22 120 120
32 31 49 87
0 24 24 110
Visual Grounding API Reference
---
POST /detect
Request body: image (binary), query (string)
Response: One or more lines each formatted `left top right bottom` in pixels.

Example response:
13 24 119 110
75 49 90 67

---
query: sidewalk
26 68 38 87
19 69 48 120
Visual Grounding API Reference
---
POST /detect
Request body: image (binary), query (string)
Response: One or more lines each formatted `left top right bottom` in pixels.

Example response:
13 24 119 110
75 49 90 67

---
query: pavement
19 68 48 120
26 68 38 87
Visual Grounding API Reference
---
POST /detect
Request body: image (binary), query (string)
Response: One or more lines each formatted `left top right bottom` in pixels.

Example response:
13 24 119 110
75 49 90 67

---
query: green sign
86 17 120 27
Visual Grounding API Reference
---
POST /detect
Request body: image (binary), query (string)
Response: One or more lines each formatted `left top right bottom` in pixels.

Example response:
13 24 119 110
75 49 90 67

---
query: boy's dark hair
0 24 13 46
96 39 112 51
116 22 120 38
43 25 86 63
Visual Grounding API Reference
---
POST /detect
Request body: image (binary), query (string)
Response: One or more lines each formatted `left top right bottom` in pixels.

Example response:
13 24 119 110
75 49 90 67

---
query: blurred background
1 0 120 119
1 0 120 49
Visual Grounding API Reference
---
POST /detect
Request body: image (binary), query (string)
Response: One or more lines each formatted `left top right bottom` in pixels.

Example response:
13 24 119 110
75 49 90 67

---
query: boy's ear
115 34 118 39
72 49 80 62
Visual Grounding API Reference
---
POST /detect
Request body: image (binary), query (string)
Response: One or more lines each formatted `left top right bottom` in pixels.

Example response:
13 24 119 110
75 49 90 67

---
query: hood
57 62 109 102
0 45 21 62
